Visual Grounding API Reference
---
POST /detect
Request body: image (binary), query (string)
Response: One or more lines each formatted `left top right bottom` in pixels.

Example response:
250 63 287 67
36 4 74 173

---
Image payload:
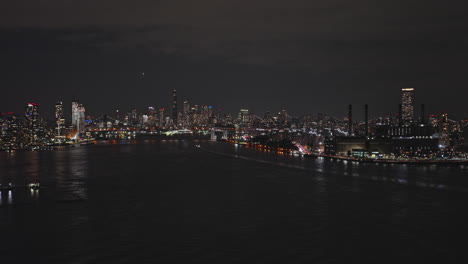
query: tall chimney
172 89 178 127
348 104 353 136
398 104 403 126
365 104 368 137
421 104 425 124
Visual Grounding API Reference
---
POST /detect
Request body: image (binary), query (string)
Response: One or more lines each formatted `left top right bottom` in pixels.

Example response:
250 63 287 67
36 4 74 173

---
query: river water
1 140 468 263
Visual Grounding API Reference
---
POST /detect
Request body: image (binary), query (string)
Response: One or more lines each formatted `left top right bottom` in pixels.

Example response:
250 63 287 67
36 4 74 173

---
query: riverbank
316 154 468 165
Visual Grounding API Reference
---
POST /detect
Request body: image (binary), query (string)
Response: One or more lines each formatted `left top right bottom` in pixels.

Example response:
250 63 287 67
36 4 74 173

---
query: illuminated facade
71 100 86 136
24 103 40 145
238 109 250 126
159 108 165 127
183 100 190 128
55 102 65 137
77 104 86 135
401 88 414 124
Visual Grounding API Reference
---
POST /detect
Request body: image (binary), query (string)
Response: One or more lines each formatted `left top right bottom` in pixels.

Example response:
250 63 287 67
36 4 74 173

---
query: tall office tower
401 88 414 124
148 107 156 126
24 103 40 144
172 89 178 127
439 113 450 149
72 100 79 129
183 100 190 127
55 102 65 137
191 104 199 126
25 103 39 128
348 104 353 136
159 108 165 127
77 104 86 135
208 106 214 126
238 109 250 126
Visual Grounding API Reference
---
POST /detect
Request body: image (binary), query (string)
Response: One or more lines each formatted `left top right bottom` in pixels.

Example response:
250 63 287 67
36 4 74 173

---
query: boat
28 183 40 190
303 153 318 158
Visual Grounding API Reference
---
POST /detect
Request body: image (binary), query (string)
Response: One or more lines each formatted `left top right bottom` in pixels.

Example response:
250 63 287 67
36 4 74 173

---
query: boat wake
197 145 468 193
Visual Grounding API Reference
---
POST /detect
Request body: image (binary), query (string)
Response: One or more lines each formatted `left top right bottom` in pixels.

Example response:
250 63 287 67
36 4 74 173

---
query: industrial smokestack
421 104 425 125
398 104 403 126
348 104 353 136
365 104 368 137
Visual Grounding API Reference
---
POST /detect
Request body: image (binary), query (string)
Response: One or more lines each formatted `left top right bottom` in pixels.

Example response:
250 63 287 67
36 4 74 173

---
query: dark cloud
1 1 467 118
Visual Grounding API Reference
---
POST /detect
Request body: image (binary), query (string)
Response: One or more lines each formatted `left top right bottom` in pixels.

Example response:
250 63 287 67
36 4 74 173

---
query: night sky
1 0 467 119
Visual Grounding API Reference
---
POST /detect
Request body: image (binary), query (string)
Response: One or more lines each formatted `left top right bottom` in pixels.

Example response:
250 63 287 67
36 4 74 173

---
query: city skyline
2 2 468 263
1 87 465 123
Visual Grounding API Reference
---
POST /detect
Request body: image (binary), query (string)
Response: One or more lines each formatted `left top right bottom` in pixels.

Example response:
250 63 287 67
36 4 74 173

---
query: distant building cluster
1 88 468 156
325 88 468 158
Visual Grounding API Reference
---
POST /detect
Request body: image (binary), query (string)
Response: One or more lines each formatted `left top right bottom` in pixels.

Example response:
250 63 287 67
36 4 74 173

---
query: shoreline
310 154 468 166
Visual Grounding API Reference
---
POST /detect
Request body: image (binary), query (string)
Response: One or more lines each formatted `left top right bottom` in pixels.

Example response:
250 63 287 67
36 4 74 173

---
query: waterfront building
55 102 66 137
24 103 40 145
401 88 414 124
238 109 250 127
77 104 86 135
72 100 79 129
159 108 165 127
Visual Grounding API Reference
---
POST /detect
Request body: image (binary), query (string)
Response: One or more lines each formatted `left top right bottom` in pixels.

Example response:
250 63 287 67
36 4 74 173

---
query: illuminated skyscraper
24 103 40 144
55 102 65 137
77 104 86 135
401 88 414 124
238 109 250 126
183 100 190 127
72 100 79 129
159 108 165 127
71 100 85 136
25 103 39 129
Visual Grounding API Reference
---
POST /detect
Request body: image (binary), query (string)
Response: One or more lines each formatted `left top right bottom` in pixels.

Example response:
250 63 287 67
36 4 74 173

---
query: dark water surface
1 140 468 263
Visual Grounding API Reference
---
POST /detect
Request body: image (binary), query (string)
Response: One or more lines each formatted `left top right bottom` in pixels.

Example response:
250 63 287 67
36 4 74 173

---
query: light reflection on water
0 140 468 263
200 141 468 193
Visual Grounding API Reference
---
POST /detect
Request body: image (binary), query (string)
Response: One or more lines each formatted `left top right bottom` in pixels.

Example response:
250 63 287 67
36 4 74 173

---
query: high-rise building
77 104 86 135
401 88 414 124
25 103 39 127
148 107 156 126
72 100 79 129
172 89 178 127
183 100 190 128
238 109 250 126
24 103 40 144
71 100 85 136
159 108 165 127
55 102 65 137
